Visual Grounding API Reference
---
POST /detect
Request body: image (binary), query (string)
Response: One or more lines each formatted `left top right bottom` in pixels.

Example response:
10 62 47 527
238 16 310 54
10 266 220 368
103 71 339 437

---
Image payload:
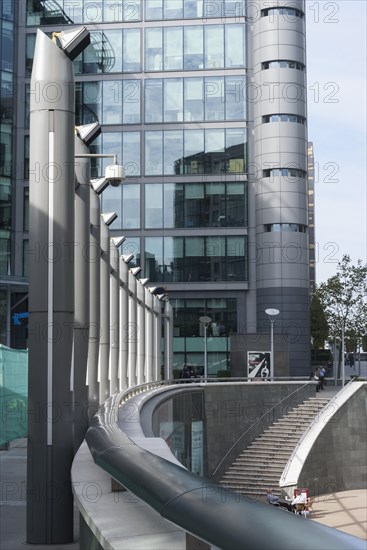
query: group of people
313 365 326 391
266 489 307 513
180 364 196 380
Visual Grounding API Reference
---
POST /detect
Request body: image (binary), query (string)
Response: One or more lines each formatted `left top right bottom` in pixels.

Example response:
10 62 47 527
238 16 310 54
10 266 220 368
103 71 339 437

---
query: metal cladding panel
254 0 305 10
30 30 75 113
74 137 90 326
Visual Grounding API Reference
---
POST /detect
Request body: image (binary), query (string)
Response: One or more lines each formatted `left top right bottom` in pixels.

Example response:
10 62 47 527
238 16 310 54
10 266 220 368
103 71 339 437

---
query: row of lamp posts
27 27 172 544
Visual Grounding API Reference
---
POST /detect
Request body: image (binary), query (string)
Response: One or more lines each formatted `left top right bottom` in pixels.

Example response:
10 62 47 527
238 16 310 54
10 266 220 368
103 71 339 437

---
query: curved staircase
219 396 330 499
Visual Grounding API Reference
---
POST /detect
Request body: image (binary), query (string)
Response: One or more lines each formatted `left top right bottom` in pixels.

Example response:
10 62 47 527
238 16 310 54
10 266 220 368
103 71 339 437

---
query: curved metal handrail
212 381 312 477
84 387 365 550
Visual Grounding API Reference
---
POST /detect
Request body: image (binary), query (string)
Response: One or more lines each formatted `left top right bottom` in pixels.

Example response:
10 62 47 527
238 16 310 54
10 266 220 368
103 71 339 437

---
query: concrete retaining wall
298 384 367 496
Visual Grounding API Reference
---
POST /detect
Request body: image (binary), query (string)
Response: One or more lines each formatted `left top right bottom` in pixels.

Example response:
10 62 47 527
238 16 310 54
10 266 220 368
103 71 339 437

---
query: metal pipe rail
85 389 364 550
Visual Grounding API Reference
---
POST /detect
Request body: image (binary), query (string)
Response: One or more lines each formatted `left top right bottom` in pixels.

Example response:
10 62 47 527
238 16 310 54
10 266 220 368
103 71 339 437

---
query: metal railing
84 385 365 550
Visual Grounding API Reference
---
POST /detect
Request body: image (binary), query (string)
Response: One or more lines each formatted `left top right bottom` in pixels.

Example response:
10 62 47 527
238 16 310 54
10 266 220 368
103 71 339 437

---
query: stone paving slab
310 489 367 540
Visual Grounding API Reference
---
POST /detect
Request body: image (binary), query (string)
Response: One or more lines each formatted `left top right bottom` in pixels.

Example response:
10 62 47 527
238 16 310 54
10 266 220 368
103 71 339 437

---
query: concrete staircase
219 396 330 498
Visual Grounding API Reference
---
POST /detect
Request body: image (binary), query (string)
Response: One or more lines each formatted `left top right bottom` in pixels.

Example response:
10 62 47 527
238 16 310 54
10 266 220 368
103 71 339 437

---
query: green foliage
310 293 329 349
317 255 367 346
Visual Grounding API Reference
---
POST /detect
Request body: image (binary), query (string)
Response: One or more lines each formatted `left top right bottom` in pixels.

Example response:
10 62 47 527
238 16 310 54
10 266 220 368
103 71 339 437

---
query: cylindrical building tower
251 1 310 374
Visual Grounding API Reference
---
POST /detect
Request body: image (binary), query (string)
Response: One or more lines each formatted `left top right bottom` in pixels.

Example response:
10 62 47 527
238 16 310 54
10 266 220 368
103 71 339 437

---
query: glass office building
9 0 310 374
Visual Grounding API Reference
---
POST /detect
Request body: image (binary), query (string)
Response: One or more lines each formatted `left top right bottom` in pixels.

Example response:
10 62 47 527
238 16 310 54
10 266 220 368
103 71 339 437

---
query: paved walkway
0 439 79 550
310 489 367 540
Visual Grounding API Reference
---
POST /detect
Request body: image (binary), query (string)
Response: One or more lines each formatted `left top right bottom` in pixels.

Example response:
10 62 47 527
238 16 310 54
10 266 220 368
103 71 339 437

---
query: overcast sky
306 0 367 283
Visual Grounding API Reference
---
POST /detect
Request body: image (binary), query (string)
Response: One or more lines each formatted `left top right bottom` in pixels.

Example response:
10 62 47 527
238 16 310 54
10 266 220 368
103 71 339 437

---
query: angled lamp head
76 123 101 146
123 253 134 264
111 236 125 248
130 266 142 277
101 212 117 226
55 27 90 61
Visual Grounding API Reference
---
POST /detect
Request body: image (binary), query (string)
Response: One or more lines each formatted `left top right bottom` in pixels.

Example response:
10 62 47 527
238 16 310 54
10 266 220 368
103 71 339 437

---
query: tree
310 293 329 357
316 255 367 377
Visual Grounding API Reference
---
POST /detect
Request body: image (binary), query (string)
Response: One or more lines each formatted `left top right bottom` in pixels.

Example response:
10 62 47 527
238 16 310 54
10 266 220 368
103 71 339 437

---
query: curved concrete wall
298 384 367 496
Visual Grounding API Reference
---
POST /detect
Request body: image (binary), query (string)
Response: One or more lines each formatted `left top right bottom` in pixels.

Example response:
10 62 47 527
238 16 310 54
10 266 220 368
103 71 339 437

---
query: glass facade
21 0 250 370
0 2 14 277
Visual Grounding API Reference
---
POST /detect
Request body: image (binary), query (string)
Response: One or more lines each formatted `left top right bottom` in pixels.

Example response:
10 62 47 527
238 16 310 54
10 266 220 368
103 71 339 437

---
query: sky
306 0 367 283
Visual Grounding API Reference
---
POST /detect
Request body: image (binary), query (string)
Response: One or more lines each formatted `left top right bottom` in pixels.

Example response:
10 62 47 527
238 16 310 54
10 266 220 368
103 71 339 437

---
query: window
225 25 245 68
262 60 305 71
184 27 203 69
145 28 163 71
123 29 141 71
263 114 306 124
145 80 163 123
144 236 247 282
205 26 224 68
164 79 183 122
145 131 163 175
164 27 183 70
123 185 140 228
265 224 307 233
172 298 237 338
261 7 304 19
145 129 246 176
262 168 307 179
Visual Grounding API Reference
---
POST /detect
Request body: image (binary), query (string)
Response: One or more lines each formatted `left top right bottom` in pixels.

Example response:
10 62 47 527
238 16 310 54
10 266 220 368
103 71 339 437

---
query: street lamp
265 308 280 380
199 316 212 381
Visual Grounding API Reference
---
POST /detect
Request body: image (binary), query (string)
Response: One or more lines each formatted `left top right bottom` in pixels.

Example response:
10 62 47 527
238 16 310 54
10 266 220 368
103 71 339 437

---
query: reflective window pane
225 25 245 67
123 80 141 124
123 0 141 21
205 26 224 68
84 32 103 73
145 28 163 71
145 237 163 281
145 80 163 123
145 131 163 175
227 236 246 280
164 79 183 122
204 77 224 121
123 132 141 176
184 78 204 121
123 29 141 72
145 184 163 228
164 183 183 228
83 82 102 123
226 128 246 173
103 81 122 124
205 130 225 174
184 27 203 69
163 0 183 19
164 131 183 175
183 130 204 175
164 28 183 70
184 0 203 18
166 236 184 282
123 184 140 228
225 77 246 120
185 184 205 227
145 0 163 20
103 30 122 73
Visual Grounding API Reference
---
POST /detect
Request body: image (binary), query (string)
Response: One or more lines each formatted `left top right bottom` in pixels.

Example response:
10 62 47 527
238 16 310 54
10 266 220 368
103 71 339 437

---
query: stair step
219 395 332 490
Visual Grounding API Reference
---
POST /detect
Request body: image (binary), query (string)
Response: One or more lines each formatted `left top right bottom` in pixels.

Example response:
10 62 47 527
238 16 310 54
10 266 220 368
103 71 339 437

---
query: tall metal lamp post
199 316 212 381
265 308 280 380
